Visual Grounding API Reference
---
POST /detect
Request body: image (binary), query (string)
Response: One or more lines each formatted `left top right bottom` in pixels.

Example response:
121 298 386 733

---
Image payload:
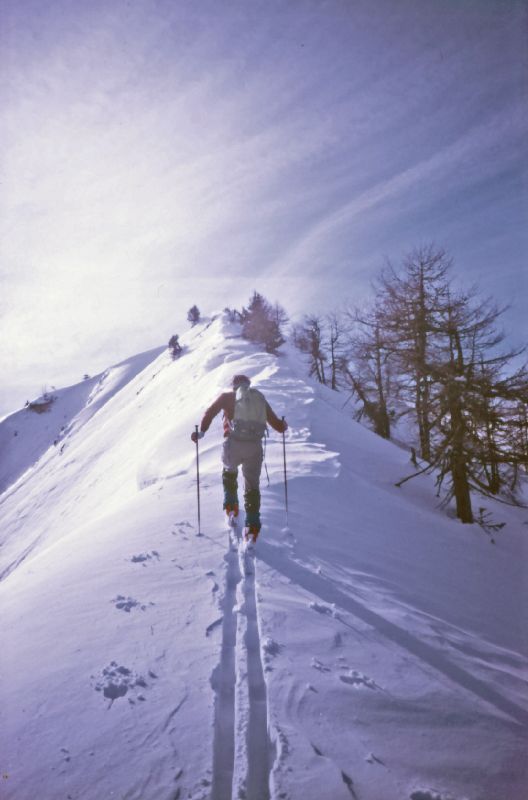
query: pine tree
376 246 452 461
187 305 201 326
399 288 528 522
168 334 182 360
241 292 286 353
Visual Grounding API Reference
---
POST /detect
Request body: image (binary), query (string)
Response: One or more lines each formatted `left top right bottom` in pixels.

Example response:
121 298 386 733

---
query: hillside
1 313 527 800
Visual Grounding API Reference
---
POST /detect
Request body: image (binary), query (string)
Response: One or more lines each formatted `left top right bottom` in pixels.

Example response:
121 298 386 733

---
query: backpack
231 385 267 441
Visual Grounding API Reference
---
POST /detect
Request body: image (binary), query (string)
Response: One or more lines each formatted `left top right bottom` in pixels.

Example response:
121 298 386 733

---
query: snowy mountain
1 312 527 800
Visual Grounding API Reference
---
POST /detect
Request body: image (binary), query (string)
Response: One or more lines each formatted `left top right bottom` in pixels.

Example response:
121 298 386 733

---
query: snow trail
211 520 272 800
242 552 272 800
210 529 242 800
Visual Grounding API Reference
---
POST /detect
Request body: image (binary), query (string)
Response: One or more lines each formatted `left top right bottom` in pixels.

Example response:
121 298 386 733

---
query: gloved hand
191 430 205 443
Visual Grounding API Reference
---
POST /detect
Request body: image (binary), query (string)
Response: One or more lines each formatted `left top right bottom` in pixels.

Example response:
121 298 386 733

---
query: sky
1 0 527 416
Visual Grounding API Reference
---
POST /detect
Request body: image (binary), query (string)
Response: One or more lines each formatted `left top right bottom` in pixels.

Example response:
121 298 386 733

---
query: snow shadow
256 542 528 730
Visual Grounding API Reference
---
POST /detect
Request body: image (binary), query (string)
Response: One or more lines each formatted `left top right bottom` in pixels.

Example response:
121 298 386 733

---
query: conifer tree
376 246 452 461
241 292 286 353
168 334 182 360
397 288 528 522
187 305 201 326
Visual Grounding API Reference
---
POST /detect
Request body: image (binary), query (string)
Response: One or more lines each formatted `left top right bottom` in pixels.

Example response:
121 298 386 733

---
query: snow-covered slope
1 313 527 800
0 346 165 496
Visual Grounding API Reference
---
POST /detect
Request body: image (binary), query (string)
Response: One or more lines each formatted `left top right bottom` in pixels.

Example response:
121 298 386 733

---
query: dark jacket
200 391 286 437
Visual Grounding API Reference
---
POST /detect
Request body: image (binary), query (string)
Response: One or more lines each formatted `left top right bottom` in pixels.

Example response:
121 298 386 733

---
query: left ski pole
194 425 202 535
282 417 289 525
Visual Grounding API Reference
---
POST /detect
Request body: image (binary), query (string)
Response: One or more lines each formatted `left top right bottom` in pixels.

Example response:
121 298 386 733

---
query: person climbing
191 374 288 541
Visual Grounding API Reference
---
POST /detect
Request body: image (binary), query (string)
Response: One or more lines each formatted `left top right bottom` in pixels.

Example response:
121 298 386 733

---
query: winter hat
232 374 251 389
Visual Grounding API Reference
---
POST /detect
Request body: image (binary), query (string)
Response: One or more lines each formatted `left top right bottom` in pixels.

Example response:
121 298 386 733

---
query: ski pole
194 425 202 535
281 417 289 524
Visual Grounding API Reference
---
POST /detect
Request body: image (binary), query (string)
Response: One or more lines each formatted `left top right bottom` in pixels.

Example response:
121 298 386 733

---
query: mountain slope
0 345 165 497
1 313 527 800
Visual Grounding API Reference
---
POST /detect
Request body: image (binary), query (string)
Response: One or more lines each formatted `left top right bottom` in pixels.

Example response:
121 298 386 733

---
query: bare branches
291 243 528 524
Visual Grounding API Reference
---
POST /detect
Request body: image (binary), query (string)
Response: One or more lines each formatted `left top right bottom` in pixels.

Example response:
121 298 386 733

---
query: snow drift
1 312 527 800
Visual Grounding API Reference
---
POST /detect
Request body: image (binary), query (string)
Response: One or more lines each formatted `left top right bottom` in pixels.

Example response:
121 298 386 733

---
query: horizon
1 0 527 416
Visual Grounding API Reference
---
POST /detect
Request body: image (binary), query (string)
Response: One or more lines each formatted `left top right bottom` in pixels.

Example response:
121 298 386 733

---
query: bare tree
327 312 345 390
410 289 528 522
293 315 328 384
376 246 452 461
342 304 397 439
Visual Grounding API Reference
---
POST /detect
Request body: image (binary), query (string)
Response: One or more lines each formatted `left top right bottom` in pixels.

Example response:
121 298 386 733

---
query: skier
191 374 288 541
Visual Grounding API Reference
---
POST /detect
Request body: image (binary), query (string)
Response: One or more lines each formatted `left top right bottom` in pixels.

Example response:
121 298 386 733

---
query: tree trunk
374 326 390 439
448 369 473 523
375 403 391 439
451 448 473 523
416 383 431 461
330 338 338 390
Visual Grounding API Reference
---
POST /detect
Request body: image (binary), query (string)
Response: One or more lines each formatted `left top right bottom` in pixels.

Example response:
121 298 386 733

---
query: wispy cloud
266 102 528 278
1 0 526 413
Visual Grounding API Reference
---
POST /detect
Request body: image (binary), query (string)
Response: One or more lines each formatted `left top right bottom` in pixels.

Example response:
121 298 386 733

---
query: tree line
292 245 528 524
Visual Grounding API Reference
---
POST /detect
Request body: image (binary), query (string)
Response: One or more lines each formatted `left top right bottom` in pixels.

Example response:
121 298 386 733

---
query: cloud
1 0 526 414
266 101 527 280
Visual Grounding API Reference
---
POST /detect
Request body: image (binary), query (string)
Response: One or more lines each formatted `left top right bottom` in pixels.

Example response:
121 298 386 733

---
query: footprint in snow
111 595 154 613
309 601 336 617
130 551 160 566
173 524 191 539
205 570 219 594
410 792 458 800
262 637 282 672
365 752 385 766
311 657 331 673
91 662 158 706
262 637 282 657
205 617 223 637
339 670 377 690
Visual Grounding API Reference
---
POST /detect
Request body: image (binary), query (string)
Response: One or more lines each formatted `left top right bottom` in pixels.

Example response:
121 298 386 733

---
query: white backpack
232 385 267 441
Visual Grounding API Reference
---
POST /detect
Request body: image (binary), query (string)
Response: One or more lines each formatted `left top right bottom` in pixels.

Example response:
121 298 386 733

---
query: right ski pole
281 417 289 524
194 425 202 535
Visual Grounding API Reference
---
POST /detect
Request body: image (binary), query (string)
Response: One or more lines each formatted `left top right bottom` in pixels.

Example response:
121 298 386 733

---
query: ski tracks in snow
210 523 271 800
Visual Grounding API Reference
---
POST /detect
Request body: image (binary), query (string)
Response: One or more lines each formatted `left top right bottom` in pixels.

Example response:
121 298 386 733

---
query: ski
224 511 257 575
226 511 240 551
240 528 259 576
240 537 255 576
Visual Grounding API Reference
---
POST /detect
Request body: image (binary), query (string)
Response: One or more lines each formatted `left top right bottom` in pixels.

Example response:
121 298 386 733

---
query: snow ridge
2 311 527 800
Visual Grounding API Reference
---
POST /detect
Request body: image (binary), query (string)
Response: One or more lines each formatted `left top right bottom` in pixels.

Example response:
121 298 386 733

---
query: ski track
242 547 272 800
210 521 271 800
211 531 241 800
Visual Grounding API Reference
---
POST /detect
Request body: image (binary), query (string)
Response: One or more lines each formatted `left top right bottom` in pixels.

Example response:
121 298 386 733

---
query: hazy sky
1 0 527 415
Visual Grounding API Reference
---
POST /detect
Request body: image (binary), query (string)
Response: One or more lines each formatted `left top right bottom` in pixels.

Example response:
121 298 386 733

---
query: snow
1 312 527 800
0 346 165 496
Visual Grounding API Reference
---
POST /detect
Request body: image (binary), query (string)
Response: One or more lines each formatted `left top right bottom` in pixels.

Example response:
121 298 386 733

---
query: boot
244 488 261 541
223 469 239 516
